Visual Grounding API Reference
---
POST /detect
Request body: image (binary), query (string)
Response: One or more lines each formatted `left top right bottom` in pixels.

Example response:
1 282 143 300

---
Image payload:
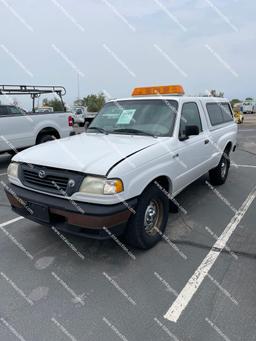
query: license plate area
27 202 50 223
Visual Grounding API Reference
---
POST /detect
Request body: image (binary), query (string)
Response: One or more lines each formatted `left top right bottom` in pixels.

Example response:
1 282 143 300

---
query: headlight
7 162 19 178
79 176 123 195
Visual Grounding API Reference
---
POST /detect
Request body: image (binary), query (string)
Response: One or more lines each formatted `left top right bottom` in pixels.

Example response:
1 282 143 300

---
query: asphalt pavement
0 116 256 341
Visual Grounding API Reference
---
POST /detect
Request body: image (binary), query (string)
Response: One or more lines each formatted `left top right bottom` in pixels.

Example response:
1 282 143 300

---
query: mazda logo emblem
38 170 46 179
68 179 76 188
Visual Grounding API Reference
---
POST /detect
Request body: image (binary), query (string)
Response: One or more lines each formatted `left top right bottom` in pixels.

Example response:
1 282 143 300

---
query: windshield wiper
88 126 109 135
112 128 157 137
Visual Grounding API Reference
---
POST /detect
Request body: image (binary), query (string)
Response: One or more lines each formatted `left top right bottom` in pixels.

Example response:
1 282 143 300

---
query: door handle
204 139 210 144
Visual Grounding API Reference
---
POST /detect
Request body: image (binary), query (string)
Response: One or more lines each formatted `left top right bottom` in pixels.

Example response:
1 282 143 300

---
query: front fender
108 139 179 200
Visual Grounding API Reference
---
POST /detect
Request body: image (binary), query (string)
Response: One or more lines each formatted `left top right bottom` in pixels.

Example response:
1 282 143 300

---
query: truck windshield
88 99 178 137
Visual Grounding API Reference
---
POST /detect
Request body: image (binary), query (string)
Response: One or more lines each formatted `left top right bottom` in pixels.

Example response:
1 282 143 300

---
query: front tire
124 183 169 249
209 152 230 186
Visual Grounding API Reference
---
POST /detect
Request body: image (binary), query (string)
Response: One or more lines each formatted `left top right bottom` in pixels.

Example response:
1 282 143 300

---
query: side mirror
179 125 199 141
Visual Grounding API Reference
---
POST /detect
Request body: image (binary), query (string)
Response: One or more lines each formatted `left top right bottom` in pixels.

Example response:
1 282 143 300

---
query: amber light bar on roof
132 85 185 97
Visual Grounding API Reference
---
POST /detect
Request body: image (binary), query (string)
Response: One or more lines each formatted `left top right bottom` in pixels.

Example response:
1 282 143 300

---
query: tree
245 97 253 101
82 93 105 112
42 98 64 112
209 90 224 98
73 98 83 107
230 99 241 108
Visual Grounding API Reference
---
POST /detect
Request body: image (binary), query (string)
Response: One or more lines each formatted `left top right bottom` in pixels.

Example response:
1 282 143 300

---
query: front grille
23 170 69 191
20 164 84 196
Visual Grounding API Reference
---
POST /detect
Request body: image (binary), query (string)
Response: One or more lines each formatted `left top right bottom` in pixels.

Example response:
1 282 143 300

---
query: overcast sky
0 0 254 109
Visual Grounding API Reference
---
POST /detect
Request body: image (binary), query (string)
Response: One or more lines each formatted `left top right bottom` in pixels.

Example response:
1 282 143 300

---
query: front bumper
4 183 137 239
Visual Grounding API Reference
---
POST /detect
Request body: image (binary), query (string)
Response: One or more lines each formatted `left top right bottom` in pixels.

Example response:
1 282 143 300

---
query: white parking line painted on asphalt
0 173 7 176
234 165 256 169
0 217 24 228
164 187 256 323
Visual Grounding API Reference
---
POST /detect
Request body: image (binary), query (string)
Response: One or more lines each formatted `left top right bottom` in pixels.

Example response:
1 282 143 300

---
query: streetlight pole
77 73 80 102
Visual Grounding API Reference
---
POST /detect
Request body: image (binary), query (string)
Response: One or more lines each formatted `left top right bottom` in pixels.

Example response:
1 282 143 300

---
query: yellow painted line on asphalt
164 187 256 323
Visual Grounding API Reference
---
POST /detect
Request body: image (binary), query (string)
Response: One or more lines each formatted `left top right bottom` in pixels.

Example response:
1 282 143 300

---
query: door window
8 106 23 115
179 102 202 136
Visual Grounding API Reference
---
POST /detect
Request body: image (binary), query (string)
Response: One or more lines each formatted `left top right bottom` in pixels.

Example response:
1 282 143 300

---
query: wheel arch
224 141 233 155
143 175 173 196
36 127 60 144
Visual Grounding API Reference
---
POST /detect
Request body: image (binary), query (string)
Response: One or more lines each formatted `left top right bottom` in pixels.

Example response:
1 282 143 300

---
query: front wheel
209 152 230 186
124 183 169 249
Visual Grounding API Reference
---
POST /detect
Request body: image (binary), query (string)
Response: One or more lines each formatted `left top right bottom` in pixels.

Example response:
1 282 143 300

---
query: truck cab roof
108 96 229 103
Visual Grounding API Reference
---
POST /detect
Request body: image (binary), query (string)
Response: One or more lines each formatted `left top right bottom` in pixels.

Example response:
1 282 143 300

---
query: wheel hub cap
221 160 227 178
144 200 162 236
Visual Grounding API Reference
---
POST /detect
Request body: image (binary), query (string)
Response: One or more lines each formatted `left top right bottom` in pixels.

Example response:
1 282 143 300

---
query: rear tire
37 134 55 144
124 183 169 249
209 152 230 186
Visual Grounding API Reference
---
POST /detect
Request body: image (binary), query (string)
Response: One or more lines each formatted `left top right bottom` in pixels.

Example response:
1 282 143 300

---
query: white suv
5 85 237 249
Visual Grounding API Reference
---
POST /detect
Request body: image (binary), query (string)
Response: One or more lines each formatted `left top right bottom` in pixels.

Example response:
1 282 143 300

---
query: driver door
173 101 212 192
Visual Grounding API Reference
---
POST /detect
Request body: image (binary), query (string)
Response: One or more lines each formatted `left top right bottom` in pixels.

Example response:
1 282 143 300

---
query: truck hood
13 133 158 175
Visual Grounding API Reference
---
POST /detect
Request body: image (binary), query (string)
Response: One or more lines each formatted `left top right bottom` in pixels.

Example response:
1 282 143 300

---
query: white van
5 85 237 249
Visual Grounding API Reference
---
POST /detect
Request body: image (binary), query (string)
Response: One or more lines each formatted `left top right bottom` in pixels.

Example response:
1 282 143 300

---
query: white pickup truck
71 106 98 126
35 107 54 113
0 104 73 154
5 85 237 250
242 100 256 114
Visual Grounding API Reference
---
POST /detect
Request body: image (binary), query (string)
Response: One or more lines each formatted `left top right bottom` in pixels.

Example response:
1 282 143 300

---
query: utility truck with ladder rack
0 85 73 154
